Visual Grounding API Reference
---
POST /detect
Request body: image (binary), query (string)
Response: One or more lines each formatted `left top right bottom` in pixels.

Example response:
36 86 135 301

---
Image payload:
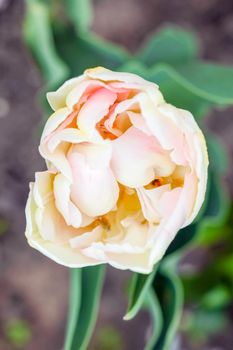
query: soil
0 0 232 349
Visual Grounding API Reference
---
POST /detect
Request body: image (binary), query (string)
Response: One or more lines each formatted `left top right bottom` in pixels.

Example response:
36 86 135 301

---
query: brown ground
0 0 232 349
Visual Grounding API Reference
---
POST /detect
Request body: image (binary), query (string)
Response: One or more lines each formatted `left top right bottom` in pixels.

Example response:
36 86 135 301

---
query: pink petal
111 126 175 187
68 143 119 217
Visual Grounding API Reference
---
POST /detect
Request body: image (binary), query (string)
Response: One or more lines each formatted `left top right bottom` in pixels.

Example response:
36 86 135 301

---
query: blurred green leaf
217 253 233 281
54 24 130 76
118 60 149 77
207 134 228 174
201 285 231 309
151 268 183 350
0 219 8 236
95 326 125 350
176 62 233 105
64 0 93 33
144 288 163 350
124 267 157 320
196 170 229 246
182 309 228 342
150 62 233 105
64 265 105 350
24 0 69 88
137 26 199 66
5 319 32 348
149 68 211 118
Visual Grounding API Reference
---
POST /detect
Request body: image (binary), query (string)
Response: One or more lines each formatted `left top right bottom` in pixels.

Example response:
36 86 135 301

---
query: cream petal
149 172 197 265
25 172 101 268
69 226 103 249
53 173 82 228
111 126 175 187
83 243 152 273
39 142 72 181
47 75 86 110
46 128 86 152
136 184 171 223
32 172 68 242
70 142 112 169
41 107 72 141
68 145 119 217
85 67 160 93
159 187 183 219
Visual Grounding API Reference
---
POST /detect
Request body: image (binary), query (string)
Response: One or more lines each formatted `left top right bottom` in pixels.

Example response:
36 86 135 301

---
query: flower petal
136 184 171 223
68 143 119 217
77 87 117 139
111 126 175 187
47 75 86 110
69 226 103 249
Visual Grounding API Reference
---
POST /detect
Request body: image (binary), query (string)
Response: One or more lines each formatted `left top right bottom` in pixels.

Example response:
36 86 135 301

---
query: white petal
69 226 103 249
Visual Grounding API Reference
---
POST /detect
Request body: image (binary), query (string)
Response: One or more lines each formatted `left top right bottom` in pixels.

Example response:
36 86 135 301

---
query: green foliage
4 319 32 348
24 0 69 88
144 288 163 350
181 309 229 344
137 26 199 66
54 27 129 76
64 265 105 350
0 219 8 236
64 0 93 33
124 266 158 320
94 326 125 350
151 267 183 350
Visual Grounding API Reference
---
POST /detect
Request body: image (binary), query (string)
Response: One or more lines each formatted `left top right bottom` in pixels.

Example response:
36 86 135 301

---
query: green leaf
64 269 82 350
64 265 106 350
165 223 198 257
137 26 199 66
201 285 231 309
196 170 230 245
183 309 229 341
148 68 211 118
24 0 69 88
124 267 158 321
64 0 93 33
217 253 233 282
152 268 183 350
144 288 163 350
176 62 233 105
53 24 130 76
207 134 228 174
118 60 149 77
149 62 233 105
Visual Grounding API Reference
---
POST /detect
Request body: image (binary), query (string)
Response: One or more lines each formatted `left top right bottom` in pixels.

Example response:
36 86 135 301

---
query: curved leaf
137 26 199 66
196 171 230 246
64 0 93 33
148 68 211 118
64 265 106 350
54 25 130 76
124 267 158 321
152 268 183 350
24 0 69 88
150 63 233 105
144 288 164 350
64 269 82 350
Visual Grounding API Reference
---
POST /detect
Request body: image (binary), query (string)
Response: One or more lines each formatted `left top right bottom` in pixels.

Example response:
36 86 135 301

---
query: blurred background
0 0 233 349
